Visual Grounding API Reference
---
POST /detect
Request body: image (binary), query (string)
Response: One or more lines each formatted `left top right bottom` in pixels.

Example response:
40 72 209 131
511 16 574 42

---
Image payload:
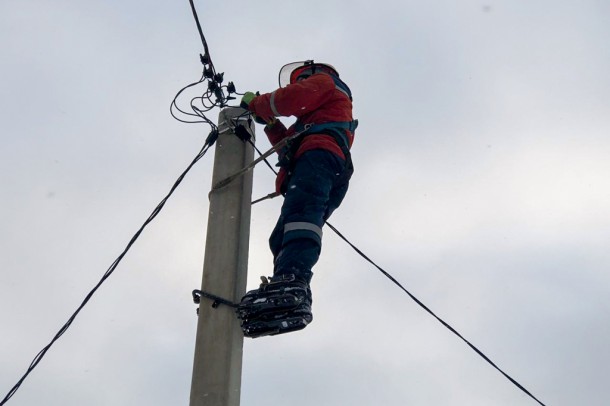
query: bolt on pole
190 107 254 406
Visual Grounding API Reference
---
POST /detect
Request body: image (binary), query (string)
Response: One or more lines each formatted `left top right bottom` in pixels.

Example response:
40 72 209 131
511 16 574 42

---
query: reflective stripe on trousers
269 150 349 279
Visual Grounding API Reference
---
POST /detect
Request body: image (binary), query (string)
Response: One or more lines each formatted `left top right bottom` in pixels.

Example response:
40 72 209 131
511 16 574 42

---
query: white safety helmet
278 60 339 87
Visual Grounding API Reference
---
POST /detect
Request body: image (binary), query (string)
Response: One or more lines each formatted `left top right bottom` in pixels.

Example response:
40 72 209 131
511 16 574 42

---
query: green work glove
240 91 275 125
240 91 257 110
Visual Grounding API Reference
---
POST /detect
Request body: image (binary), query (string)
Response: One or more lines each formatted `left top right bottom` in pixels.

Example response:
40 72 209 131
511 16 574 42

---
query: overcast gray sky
2 0 610 405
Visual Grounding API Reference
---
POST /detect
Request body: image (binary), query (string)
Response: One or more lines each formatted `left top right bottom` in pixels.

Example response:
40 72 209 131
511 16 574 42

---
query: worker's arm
249 74 336 120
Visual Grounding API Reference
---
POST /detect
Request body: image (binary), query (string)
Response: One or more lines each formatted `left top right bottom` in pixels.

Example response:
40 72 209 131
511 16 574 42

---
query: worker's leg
238 150 350 337
271 149 348 282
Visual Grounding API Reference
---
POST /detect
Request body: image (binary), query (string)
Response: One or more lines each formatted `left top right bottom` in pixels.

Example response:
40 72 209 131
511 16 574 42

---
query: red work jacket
248 73 354 193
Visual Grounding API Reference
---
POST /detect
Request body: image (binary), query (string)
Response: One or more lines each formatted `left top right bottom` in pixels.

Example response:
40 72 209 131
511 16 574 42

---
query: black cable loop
172 0 239 125
170 76 212 123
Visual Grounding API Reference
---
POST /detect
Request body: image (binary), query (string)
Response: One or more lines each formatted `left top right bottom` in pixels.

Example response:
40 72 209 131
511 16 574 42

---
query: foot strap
237 289 312 338
192 286 312 338
192 289 238 309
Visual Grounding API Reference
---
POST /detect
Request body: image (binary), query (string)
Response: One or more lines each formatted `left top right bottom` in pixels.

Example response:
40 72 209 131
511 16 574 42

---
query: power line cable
245 138 547 406
188 0 213 71
2 1 235 403
247 138 278 175
0 135 216 406
170 0 240 125
324 222 547 406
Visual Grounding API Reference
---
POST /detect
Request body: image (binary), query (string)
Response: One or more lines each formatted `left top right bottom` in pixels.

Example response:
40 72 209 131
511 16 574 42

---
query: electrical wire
247 140 547 406
170 0 241 126
188 0 214 72
324 222 547 406
0 135 216 406
248 138 278 175
1 0 547 402
2 0 236 404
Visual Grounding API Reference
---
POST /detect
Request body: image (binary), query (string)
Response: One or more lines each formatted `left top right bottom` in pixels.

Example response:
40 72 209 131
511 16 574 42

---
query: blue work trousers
270 149 350 283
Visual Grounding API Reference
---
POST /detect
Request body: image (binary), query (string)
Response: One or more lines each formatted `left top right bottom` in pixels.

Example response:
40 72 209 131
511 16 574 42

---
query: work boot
238 274 312 318
237 274 313 338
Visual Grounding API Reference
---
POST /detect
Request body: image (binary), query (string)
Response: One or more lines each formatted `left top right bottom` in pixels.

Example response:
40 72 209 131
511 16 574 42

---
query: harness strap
301 120 358 151
277 120 357 194
303 120 359 133
331 76 353 101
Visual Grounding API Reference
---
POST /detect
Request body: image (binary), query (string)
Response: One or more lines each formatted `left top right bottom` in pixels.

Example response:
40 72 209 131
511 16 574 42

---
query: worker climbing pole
192 59 359 339
234 60 357 337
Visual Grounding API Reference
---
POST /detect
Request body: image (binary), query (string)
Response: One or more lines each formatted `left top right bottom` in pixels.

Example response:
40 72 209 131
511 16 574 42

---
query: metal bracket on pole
192 289 238 310
217 107 254 137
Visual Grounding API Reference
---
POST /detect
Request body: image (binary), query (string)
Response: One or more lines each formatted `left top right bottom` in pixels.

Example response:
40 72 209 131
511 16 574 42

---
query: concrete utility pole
190 107 254 406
